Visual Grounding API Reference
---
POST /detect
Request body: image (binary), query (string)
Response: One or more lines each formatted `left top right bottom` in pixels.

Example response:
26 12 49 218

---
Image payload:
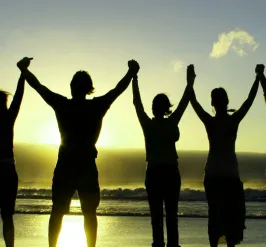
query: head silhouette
152 93 173 118
70 71 94 99
211 87 229 113
0 90 9 112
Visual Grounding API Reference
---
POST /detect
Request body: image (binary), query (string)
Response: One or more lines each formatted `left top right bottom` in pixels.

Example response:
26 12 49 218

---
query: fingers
256 64 265 74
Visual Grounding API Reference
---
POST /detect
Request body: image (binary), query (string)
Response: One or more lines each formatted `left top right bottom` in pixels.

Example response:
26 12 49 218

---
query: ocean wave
17 187 266 201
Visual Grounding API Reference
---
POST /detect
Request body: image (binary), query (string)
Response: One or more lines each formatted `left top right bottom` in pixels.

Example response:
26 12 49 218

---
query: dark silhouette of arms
9 73 25 124
232 76 259 123
103 60 140 105
169 65 195 124
190 89 212 124
132 76 150 125
20 68 62 106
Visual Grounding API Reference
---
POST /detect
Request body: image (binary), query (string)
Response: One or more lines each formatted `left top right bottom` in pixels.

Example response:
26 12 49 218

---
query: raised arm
232 75 259 123
17 57 62 106
259 73 266 101
103 60 140 104
132 76 150 125
8 73 25 123
169 64 195 124
257 64 266 102
190 88 212 124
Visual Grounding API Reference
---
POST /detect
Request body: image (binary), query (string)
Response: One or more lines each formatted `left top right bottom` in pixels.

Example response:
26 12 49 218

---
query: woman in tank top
132 65 196 247
190 65 263 247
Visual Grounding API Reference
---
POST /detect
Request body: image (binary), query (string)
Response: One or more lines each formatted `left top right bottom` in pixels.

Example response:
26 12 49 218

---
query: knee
81 203 97 216
50 210 65 220
1 214 13 226
83 211 97 219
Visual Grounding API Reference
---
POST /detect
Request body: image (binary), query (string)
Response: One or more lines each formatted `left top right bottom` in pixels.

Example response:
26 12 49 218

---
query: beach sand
0 215 265 247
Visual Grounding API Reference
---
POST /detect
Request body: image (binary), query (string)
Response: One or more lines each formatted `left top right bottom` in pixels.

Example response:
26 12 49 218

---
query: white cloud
171 60 185 73
210 29 259 58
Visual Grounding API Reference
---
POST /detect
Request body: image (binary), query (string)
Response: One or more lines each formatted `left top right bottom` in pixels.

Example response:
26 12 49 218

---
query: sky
1 0 266 152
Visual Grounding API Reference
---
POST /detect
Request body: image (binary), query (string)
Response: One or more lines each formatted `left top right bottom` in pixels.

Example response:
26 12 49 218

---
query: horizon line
13 141 266 154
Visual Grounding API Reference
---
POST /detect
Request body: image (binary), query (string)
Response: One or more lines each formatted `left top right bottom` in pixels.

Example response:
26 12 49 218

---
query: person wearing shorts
17 57 139 247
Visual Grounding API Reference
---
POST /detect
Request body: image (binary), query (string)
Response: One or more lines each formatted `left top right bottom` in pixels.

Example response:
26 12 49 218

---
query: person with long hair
132 65 196 247
190 65 263 247
17 57 139 247
0 72 25 247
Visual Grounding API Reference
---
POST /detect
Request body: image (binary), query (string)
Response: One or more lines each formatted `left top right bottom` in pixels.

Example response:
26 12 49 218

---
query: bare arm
19 68 62 106
190 89 212 124
104 60 140 104
8 73 25 123
259 73 266 102
132 76 150 125
232 76 259 123
169 65 195 124
106 71 136 104
17 57 64 107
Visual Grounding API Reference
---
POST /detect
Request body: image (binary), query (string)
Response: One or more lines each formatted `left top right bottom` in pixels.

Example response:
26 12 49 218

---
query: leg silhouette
84 213 98 247
79 181 100 247
164 169 181 247
146 171 165 247
2 215 14 247
48 211 64 247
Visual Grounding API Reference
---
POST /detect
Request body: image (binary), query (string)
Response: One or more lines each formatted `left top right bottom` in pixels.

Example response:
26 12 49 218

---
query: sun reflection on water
57 214 115 247
57 216 87 247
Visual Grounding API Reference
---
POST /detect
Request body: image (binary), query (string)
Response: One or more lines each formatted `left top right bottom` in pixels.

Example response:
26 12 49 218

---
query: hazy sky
1 0 266 152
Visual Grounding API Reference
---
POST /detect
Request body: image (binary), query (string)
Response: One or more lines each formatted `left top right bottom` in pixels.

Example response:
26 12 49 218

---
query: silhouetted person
17 57 139 247
190 65 262 247
132 65 196 247
0 73 25 247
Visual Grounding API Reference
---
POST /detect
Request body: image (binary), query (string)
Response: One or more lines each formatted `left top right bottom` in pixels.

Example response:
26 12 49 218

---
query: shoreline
13 212 266 219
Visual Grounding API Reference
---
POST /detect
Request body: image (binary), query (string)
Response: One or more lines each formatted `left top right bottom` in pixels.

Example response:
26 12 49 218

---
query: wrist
127 70 135 77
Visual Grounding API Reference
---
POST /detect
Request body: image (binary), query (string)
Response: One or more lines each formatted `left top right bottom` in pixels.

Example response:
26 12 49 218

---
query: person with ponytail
132 65 196 247
190 65 261 247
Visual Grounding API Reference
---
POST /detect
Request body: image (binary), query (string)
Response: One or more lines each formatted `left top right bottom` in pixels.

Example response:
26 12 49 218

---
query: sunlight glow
40 122 61 145
58 216 87 247
96 127 110 147
56 214 121 247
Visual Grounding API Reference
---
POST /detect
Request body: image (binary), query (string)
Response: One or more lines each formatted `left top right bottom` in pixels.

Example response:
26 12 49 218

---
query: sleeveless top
204 114 240 177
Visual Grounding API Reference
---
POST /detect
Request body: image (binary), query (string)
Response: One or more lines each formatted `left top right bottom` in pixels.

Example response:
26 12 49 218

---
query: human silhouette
190 65 263 247
17 57 139 247
132 65 196 247
0 72 25 247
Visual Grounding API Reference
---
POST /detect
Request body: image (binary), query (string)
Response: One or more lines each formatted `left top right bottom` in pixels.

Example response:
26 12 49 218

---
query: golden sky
1 0 266 152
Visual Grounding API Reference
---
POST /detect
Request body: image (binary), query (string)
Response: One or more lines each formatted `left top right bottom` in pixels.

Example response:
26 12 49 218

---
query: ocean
12 143 266 217
0 143 265 246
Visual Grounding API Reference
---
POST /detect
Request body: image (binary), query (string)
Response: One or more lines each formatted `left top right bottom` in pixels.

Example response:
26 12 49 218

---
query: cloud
171 60 185 73
210 29 259 58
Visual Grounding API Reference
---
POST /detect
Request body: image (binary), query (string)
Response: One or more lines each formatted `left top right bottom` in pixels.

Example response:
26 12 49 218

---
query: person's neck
215 109 227 117
72 96 86 101
154 115 164 120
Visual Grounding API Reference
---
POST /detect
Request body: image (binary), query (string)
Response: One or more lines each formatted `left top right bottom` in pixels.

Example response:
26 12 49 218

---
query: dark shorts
0 163 18 216
52 158 100 214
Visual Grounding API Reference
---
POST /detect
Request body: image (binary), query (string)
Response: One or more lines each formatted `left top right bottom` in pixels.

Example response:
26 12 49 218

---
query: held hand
128 59 140 76
255 64 265 75
17 57 33 70
187 64 196 85
132 75 138 83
